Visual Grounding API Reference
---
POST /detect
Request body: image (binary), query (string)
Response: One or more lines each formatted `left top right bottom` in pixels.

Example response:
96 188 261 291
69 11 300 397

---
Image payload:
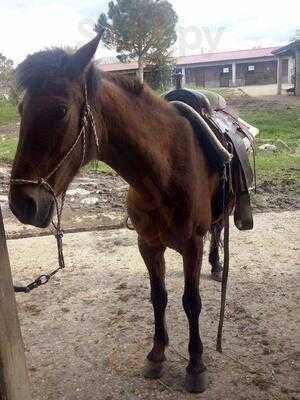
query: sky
0 0 299 65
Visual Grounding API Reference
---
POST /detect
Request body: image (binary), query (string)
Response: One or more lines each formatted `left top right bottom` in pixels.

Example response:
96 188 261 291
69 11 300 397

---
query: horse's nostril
23 194 38 220
9 188 38 224
9 186 54 228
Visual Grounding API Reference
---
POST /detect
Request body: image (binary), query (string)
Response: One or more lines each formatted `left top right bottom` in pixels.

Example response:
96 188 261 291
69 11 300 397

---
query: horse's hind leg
182 236 208 393
209 222 223 282
138 237 168 379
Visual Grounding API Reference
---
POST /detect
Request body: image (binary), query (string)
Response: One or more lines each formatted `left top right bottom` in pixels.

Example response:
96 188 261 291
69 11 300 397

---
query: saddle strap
225 128 254 189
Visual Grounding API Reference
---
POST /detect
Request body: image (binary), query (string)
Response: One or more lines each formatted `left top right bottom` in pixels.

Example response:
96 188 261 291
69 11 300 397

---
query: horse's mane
105 73 144 96
16 48 144 105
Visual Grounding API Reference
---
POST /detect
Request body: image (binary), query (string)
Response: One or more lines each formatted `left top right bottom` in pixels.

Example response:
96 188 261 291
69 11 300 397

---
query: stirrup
234 192 253 230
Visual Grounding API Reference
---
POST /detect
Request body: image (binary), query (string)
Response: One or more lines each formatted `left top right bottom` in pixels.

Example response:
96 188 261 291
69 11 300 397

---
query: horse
9 33 233 393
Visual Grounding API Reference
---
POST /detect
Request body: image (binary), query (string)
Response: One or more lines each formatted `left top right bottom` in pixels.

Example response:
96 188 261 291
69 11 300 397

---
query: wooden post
0 206 31 400
277 57 283 95
231 61 236 87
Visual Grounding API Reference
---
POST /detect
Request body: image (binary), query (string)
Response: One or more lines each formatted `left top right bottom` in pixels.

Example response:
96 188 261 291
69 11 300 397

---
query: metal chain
12 84 100 293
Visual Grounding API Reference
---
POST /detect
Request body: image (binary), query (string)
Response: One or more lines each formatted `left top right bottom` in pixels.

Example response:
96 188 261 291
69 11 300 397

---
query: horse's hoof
185 370 208 393
143 360 164 379
211 270 222 282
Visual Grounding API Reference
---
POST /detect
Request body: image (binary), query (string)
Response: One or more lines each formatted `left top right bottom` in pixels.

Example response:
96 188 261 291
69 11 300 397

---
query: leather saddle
164 88 255 231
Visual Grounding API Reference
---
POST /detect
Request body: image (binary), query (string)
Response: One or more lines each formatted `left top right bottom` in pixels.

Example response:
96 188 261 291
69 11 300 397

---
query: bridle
11 83 100 293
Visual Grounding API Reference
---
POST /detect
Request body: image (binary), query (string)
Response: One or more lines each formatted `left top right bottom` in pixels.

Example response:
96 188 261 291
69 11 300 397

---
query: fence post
0 206 31 400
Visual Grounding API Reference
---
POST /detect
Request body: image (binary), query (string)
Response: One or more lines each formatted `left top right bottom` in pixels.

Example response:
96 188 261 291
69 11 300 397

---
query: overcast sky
1 0 299 64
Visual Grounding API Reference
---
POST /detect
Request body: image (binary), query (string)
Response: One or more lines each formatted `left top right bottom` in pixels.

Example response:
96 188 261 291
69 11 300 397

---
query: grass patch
240 109 300 182
85 160 112 173
0 138 113 173
240 110 300 147
254 151 299 182
0 137 17 162
0 99 17 125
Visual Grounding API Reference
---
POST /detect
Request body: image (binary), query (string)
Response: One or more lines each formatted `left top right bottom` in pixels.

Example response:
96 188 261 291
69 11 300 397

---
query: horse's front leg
182 236 208 393
138 236 168 379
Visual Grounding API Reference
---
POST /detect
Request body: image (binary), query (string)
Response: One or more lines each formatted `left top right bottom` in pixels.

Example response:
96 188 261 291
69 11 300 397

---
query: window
248 65 255 71
223 67 229 73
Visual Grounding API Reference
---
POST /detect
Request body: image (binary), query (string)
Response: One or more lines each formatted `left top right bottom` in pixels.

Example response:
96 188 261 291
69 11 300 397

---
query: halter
11 83 100 293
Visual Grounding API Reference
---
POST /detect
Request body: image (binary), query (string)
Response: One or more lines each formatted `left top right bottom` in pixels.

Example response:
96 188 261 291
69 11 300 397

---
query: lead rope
216 164 230 352
216 142 233 352
13 84 100 293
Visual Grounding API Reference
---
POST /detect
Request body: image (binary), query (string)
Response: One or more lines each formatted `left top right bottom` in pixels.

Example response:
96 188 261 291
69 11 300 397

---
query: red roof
97 46 279 72
98 61 138 72
177 47 279 66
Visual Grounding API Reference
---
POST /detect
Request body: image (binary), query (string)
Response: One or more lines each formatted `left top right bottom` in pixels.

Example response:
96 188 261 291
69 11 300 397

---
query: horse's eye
52 105 67 120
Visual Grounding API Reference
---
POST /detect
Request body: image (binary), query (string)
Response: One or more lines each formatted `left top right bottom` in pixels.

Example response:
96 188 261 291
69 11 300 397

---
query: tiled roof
97 46 279 72
177 47 279 65
98 61 139 72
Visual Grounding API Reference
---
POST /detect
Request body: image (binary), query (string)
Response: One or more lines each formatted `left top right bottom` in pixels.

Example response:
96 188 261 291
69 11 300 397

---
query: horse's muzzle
9 184 54 228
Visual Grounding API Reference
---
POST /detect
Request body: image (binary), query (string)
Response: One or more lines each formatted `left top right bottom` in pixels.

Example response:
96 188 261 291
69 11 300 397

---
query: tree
0 54 13 90
0 53 19 103
146 53 175 90
95 0 178 83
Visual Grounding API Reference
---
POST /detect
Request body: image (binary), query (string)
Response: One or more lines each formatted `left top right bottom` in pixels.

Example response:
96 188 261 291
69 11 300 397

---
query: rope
216 156 232 352
216 207 230 352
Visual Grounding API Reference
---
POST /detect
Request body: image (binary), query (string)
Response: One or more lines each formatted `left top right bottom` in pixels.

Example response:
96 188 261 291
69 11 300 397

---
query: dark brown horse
9 34 230 393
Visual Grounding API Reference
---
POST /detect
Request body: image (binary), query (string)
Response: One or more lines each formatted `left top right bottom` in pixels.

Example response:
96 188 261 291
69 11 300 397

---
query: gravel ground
8 210 300 400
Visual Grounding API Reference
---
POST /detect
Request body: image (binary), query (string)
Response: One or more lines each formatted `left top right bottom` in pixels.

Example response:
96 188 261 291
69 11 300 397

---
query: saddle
164 88 256 231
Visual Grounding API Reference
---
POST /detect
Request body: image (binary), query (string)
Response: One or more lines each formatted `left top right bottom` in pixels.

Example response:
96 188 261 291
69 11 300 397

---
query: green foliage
145 57 175 90
95 0 178 80
0 53 13 83
0 53 20 104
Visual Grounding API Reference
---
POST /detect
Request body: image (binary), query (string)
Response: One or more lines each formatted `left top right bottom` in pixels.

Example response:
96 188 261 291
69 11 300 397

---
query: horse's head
9 34 103 228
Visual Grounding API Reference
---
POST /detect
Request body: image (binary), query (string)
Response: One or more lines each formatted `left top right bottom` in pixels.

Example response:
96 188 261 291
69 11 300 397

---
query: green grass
85 160 112 173
0 136 112 172
0 99 17 125
0 137 112 173
240 110 300 182
240 110 300 147
0 137 17 162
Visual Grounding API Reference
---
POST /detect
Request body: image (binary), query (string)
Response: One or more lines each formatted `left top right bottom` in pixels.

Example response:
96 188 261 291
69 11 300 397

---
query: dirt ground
238 84 293 97
8 210 300 400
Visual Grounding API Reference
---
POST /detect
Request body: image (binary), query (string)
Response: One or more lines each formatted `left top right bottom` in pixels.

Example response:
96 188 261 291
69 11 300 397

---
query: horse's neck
96 80 173 197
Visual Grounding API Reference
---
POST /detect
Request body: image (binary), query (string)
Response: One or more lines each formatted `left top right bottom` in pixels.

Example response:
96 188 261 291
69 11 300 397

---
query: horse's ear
69 30 104 77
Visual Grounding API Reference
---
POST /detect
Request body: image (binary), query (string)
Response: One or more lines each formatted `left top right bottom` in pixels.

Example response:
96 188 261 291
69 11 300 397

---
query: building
272 40 300 96
97 46 294 89
177 47 291 88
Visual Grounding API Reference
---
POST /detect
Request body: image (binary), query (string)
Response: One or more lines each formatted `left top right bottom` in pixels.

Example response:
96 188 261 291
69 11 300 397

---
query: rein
11 84 100 293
